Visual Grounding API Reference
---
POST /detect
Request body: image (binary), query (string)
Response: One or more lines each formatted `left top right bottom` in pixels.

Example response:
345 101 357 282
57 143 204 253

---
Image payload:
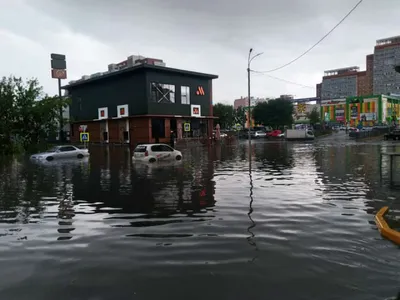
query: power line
257 0 364 73
252 71 315 89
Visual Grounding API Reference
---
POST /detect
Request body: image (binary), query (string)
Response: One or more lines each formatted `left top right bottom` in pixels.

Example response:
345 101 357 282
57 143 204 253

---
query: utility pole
51 54 67 143
247 48 263 166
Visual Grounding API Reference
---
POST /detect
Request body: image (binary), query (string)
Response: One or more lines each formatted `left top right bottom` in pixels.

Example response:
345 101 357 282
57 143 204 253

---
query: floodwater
0 136 399 300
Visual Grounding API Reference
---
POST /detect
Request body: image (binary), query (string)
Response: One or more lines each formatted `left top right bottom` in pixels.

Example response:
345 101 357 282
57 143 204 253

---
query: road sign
184 123 190 132
80 132 90 142
79 125 88 132
51 69 67 79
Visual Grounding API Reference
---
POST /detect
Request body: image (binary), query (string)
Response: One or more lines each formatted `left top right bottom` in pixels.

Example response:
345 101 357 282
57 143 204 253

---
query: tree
213 103 234 129
0 76 70 154
307 107 320 125
252 99 293 128
234 106 246 129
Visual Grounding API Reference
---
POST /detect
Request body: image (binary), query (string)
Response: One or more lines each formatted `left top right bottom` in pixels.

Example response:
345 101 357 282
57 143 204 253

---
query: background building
233 97 269 110
64 64 218 146
321 67 359 99
373 36 400 95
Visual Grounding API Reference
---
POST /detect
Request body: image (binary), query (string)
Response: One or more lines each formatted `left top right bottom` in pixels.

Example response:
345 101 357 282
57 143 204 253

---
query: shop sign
350 106 358 119
336 109 345 121
321 99 346 106
360 113 376 121
191 104 201 117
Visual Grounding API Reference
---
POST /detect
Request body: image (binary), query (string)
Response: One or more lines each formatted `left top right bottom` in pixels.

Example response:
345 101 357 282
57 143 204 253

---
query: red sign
51 69 67 79
196 86 205 96
100 110 105 117
120 107 125 116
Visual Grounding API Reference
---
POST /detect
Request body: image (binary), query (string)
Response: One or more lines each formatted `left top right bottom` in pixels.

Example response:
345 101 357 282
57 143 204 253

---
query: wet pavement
0 140 399 300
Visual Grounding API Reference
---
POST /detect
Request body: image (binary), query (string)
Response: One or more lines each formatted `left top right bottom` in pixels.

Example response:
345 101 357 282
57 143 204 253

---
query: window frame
150 82 176 104
181 86 190 105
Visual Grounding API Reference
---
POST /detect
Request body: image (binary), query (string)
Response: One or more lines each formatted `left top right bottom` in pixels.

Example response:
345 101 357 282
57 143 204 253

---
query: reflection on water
0 141 399 300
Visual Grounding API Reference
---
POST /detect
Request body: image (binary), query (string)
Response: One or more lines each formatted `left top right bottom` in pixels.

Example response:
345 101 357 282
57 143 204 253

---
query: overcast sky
1 0 399 103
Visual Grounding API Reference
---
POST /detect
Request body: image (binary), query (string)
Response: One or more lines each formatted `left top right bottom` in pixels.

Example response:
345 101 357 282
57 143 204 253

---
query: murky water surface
0 136 399 300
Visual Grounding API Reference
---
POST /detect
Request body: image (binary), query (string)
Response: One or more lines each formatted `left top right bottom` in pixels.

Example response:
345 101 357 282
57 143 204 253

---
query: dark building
63 64 218 146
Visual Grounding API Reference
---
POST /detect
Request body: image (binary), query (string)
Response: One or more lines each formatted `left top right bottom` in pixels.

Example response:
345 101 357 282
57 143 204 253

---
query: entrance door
170 119 177 133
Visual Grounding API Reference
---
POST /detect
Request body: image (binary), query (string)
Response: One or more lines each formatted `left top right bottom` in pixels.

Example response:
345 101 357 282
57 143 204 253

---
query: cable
252 71 315 89
257 0 364 73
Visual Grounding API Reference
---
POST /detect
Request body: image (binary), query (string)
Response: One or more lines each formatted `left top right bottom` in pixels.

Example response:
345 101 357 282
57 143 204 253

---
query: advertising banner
335 109 345 121
360 112 376 121
350 105 358 119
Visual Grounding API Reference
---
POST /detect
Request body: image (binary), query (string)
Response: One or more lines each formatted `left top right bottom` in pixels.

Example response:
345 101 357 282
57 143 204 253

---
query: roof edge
62 64 218 89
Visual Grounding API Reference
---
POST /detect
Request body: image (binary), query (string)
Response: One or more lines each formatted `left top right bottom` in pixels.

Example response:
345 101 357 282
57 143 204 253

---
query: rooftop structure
324 67 360 77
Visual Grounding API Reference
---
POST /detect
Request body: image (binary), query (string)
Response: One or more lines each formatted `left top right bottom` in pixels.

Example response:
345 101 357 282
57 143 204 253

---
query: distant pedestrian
170 131 175 148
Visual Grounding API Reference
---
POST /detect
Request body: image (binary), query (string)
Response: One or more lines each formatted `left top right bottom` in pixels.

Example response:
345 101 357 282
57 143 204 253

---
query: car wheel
176 155 182 161
46 156 54 161
149 158 156 163
77 154 84 159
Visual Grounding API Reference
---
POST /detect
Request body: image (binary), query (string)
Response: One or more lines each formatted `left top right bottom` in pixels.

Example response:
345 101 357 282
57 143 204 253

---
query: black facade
63 65 218 121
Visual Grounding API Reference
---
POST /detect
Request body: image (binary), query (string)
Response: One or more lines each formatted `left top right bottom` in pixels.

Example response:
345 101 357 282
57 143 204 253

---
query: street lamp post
247 48 263 162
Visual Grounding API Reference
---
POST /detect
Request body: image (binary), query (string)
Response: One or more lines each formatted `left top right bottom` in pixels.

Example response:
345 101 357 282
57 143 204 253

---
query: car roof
135 143 171 147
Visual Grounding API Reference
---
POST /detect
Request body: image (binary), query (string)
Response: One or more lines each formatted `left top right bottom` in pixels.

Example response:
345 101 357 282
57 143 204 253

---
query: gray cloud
1 0 400 101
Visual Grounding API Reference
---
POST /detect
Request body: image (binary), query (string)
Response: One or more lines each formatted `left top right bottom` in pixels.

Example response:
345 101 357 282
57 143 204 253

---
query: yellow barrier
375 206 400 246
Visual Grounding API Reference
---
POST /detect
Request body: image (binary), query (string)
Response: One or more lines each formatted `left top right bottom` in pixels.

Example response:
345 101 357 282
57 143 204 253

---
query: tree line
0 76 70 155
213 99 320 130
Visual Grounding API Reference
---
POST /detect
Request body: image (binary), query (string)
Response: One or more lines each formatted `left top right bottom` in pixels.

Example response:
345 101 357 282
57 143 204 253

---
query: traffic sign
80 132 90 142
184 123 190 132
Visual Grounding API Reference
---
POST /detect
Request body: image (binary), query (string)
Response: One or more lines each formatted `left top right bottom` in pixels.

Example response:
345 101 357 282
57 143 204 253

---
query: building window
150 82 175 103
181 86 190 104
151 118 166 139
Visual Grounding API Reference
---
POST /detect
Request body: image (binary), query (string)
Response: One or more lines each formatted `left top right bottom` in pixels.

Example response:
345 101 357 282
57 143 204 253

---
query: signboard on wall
351 106 358 119
360 113 376 121
336 109 345 121
321 99 346 106
117 104 129 118
191 105 201 117
184 123 191 132
79 125 87 132
98 107 108 119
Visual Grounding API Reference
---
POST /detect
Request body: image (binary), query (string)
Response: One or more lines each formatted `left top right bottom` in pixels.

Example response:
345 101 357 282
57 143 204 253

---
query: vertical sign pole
58 78 63 143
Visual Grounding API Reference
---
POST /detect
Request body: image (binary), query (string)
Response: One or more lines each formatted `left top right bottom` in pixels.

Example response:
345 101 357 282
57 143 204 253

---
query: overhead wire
256 0 364 73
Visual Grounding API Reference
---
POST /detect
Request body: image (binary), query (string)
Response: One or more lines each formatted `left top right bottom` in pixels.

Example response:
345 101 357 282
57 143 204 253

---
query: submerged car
133 143 183 163
30 145 90 161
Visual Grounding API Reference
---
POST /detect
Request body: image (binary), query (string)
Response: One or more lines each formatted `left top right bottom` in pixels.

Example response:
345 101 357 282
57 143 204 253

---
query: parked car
267 130 282 137
30 145 90 161
254 131 267 138
277 133 285 138
133 143 182 163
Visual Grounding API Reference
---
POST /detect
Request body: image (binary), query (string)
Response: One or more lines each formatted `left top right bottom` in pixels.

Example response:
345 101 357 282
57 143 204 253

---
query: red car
267 130 282 137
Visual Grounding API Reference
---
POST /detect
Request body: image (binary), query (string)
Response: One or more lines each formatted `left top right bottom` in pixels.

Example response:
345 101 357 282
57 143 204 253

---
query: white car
278 133 285 138
254 131 267 138
30 145 89 161
133 143 182 163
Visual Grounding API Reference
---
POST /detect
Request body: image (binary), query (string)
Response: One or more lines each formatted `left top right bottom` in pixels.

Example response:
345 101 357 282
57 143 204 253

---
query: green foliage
252 99 294 128
213 103 234 129
0 76 70 155
307 107 320 125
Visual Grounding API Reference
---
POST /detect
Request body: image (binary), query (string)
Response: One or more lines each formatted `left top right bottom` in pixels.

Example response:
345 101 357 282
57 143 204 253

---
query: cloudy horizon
1 0 400 104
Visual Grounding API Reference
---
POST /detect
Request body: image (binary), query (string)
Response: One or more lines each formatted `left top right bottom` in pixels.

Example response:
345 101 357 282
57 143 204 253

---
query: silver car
30 145 90 161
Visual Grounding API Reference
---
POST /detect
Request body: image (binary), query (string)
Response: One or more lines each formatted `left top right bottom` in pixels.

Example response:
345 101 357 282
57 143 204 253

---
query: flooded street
0 140 399 300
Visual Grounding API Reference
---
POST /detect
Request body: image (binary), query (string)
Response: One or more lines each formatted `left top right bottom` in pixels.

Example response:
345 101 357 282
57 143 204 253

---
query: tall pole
247 49 263 167
58 78 64 143
247 48 252 164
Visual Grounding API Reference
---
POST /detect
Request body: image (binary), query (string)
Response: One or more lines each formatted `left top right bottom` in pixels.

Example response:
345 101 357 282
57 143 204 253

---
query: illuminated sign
196 86 205 96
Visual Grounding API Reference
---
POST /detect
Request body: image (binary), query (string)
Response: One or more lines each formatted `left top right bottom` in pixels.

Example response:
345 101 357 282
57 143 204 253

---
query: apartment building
373 36 400 95
321 67 359 99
